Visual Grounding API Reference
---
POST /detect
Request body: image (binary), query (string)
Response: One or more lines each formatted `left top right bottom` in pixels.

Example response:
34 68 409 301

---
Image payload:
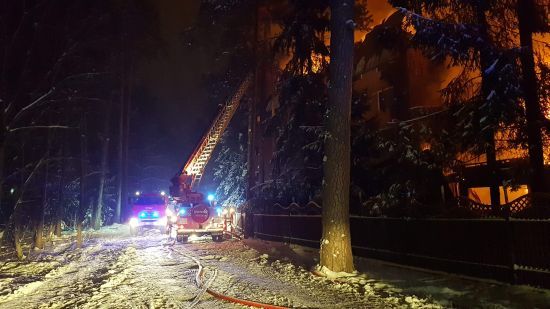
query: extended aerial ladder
172 73 252 196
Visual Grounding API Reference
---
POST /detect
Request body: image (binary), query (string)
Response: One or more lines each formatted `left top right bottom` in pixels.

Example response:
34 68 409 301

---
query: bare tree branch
11 156 46 214
8 125 76 133
7 87 56 129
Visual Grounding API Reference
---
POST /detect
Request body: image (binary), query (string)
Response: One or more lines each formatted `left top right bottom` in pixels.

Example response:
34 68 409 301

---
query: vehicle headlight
129 217 138 227
178 208 186 216
152 211 160 218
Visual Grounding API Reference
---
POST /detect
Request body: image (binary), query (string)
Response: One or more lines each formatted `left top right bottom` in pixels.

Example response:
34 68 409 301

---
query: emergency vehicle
169 190 225 242
129 192 168 235
168 74 251 242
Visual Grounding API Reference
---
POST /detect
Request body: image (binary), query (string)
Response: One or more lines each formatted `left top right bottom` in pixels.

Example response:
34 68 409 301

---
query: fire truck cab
129 192 168 235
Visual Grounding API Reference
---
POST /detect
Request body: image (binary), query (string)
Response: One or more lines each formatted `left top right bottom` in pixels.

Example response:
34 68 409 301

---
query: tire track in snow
78 235 236 309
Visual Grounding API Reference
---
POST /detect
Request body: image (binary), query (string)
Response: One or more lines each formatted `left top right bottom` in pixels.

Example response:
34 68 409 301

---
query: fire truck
169 74 251 243
129 192 168 236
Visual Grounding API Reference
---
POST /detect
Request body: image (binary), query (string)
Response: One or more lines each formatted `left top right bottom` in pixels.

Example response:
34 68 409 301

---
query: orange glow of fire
534 33 550 120
310 53 328 74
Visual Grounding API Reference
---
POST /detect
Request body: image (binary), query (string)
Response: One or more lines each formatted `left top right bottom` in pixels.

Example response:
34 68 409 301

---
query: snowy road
0 230 238 309
2 226 548 308
0 228 387 308
0 227 412 308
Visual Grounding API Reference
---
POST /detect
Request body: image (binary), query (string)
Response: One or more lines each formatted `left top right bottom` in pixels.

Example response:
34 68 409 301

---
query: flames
268 0 549 126
269 0 397 73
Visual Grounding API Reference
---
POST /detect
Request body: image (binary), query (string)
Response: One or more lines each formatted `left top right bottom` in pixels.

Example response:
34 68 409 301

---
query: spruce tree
388 0 547 206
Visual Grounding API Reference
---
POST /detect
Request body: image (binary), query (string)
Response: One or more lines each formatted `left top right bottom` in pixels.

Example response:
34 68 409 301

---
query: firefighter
165 200 178 236
179 172 192 191
170 172 192 197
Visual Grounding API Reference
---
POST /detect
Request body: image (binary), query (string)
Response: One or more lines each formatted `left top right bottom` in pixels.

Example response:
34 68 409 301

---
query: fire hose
168 244 289 309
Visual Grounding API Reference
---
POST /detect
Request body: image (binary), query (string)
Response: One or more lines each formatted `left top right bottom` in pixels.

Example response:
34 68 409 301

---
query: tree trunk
115 54 131 224
475 6 500 210
34 130 52 249
121 68 131 222
54 148 65 237
0 141 4 220
115 74 124 224
14 226 23 260
76 221 83 249
486 132 500 211
320 0 355 274
94 104 111 230
517 0 545 193
244 2 261 239
34 165 47 249
34 214 45 249
2 155 45 255
78 115 88 248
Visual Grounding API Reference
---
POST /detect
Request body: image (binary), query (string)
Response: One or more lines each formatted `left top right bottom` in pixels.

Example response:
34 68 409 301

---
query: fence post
505 206 517 284
287 208 292 244
248 212 256 239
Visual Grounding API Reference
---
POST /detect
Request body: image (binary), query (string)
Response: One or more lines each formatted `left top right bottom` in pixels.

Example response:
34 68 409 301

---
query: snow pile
315 265 358 279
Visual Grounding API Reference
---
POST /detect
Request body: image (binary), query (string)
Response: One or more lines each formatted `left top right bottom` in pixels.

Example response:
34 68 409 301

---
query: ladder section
183 73 252 189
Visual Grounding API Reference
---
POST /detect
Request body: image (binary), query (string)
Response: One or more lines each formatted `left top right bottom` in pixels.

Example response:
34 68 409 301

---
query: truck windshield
134 196 164 205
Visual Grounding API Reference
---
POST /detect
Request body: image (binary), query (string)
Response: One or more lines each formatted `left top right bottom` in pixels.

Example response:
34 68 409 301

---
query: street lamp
135 191 141 196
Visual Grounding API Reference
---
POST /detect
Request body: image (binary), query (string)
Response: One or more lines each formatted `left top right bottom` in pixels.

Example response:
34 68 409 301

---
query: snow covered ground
0 225 548 308
0 225 234 309
240 239 550 308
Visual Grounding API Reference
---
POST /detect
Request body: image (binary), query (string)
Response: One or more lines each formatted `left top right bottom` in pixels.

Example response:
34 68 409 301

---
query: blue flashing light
216 207 222 216
139 211 147 218
152 211 159 218
178 208 186 216
207 194 215 202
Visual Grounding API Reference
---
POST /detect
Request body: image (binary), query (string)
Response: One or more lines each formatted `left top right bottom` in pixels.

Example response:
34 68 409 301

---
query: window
134 196 165 205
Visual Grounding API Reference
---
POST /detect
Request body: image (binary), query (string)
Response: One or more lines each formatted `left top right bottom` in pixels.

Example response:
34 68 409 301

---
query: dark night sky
130 0 222 192
128 0 398 193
